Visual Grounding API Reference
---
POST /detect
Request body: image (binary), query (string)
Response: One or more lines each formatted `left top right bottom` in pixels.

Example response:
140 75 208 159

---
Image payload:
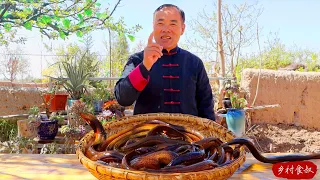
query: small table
0 153 319 179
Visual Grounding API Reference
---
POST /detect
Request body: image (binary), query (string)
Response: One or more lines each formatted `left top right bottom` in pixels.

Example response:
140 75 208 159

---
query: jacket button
158 106 160 109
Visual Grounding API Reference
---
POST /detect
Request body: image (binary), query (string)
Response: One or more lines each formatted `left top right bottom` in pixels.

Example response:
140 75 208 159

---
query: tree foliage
0 0 140 45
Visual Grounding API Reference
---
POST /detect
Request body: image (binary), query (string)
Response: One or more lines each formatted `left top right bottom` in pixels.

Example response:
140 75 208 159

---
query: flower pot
67 99 79 108
44 94 68 112
93 100 104 112
37 119 59 140
225 108 246 137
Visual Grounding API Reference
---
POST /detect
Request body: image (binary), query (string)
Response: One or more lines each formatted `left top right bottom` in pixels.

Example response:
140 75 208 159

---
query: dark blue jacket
114 46 215 121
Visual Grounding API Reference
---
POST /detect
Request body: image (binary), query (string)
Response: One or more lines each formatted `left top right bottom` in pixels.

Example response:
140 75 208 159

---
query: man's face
153 7 185 51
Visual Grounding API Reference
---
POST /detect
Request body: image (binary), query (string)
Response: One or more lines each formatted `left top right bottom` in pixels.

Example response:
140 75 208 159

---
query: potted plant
60 100 90 145
37 112 64 140
57 53 97 108
47 54 94 110
80 82 110 113
42 81 68 112
68 100 89 128
91 83 111 112
224 90 248 137
60 124 87 141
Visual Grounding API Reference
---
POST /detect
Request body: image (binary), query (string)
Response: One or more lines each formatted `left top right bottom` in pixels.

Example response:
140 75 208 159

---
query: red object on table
43 94 68 112
272 161 317 179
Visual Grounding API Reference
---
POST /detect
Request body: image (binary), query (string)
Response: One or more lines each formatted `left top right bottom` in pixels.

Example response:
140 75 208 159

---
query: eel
146 124 193 142
130 150 179 170
80 112 107 152
121 135 190 153
167 150 206 166
96 151 124 163
85 146 124 161
193 137 223 150
147 160 219 173
218 145 234 166
110 131 148 151
225 137 320 164
100 120 170 151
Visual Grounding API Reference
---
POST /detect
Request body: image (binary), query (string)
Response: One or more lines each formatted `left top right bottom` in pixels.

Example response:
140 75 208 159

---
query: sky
1 0 320 79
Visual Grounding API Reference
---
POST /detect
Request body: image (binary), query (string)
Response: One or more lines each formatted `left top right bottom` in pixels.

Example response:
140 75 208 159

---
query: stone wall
240 68 320 130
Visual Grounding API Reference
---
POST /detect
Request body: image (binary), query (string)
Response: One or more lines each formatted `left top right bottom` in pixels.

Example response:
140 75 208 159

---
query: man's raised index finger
148 32 154 44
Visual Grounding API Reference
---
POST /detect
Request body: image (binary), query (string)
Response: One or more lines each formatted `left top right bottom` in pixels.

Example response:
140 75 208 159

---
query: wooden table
0 153 319 179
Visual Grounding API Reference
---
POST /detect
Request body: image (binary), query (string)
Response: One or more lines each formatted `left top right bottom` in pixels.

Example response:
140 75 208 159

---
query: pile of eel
80 113 320 173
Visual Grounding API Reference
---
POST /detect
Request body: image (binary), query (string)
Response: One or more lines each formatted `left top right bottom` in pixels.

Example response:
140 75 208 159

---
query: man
114 4 215 121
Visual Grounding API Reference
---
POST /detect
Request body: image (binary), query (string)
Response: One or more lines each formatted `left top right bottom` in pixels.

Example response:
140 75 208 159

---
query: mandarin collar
162 46 179 56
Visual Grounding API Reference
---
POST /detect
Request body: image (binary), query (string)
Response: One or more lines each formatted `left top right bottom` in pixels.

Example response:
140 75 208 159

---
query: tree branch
59 0 97 18
75 0 121 32
0 19 15 24
0 0 126 44
65 0 80 12
103 0 121 24
229 4 244 34
0 3 11 21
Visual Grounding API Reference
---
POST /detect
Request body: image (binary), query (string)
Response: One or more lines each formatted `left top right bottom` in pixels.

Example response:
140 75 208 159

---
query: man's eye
171 24 177 26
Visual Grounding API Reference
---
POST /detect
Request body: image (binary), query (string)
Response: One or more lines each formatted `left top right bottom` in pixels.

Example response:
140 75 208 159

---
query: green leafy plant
80 93 95 114
59 124 86 144
27 106 42 130
60 125 84 135
228 90 248 109
305 53 320 72
49 112 65 123
91 82 111 101
40 142 60 154
0 118 18 142
28 106 40 118
55 53 97 100
80 82 110 114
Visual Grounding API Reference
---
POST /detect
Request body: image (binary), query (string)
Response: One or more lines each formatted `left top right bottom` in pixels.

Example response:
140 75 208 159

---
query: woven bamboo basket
76 113 246 180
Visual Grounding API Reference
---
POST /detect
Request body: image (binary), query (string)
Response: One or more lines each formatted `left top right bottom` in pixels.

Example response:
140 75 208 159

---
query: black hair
154 4 185 23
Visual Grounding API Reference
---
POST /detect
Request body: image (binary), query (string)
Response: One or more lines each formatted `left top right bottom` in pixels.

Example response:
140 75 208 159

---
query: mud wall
0 87 45 116
2 71 320 131
240 68 320 130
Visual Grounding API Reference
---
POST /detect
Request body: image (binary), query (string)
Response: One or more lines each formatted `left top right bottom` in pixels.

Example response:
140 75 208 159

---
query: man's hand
143 32 163 71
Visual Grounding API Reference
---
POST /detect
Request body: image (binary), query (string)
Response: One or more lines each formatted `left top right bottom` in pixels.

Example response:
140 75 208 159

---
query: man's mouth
161 36 171 40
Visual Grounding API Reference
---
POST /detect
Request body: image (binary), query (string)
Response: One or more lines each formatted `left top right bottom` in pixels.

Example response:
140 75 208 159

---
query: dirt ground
245 123 320 153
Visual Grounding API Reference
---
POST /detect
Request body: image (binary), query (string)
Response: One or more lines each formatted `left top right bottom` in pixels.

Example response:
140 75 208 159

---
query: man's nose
160 25 171 32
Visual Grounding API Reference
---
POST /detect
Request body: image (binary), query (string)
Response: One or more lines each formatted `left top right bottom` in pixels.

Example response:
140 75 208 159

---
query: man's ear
181 23 186 35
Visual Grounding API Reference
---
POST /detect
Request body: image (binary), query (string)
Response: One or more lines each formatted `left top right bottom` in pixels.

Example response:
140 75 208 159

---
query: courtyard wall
240 68 320 130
